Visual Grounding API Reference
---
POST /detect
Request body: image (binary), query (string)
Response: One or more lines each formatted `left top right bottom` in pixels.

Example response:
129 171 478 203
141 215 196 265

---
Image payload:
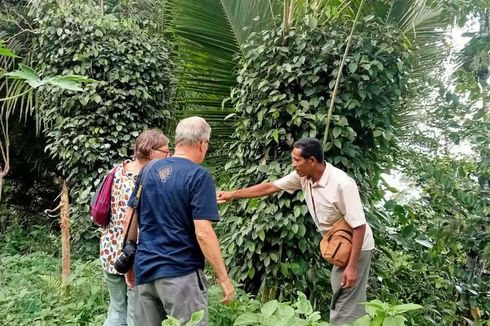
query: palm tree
163 0 451 164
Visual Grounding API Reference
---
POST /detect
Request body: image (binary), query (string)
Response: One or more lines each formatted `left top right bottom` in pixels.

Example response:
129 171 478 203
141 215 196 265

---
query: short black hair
293 138 324 163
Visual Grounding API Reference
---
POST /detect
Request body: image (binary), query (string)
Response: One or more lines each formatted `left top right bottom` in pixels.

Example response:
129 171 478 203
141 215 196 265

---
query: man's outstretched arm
217 182 280 202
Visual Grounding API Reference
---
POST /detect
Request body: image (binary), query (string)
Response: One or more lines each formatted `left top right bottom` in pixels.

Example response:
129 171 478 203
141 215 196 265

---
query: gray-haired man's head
175 116 211 147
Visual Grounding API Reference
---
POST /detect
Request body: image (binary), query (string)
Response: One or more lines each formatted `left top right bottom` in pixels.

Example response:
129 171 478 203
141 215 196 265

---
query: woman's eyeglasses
153 148 172 156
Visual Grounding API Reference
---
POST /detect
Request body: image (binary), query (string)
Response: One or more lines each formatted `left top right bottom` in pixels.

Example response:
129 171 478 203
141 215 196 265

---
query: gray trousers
134 270 208 326
330 250 372 326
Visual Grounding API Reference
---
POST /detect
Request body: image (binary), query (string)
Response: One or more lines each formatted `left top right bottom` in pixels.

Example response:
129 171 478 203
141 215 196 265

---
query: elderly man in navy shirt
129 117 234 326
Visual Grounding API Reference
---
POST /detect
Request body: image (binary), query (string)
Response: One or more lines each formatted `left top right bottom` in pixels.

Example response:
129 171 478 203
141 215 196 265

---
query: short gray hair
175 116 211 147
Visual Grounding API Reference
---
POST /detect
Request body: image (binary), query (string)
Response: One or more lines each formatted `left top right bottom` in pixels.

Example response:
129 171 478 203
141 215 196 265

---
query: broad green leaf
162 316 181 326
414 239 433 249
186 310 205 326
0 46 19 58
295 297 313 315
6 65 42 88
260 300 279 319
372 313 386 326
47 77 84 92
382 315 406 326
391 304 423 314
233 313 261 326
373 130 383 137
258 229 265 241
348 62 358 73
276 304 295 319
273 129 279 143
291 224 299 234
364 300 386 316
270 252 279 262
353 315 372 326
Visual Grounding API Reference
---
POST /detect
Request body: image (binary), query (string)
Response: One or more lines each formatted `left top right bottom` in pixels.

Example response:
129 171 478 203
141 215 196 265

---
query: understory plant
29 0 175 256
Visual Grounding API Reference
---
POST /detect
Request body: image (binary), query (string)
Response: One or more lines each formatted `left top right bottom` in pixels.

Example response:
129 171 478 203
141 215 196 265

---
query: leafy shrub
232 292 329 326
1 222 60 256
0 252 107 325
0 198 60 256
162 310 205 326
353 300 422 326
218 15 412 308
208 285 263 326
29 1 175 257
369 155 490 324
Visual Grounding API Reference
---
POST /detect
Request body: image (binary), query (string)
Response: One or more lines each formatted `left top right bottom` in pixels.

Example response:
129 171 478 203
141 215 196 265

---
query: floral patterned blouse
100 160 138 274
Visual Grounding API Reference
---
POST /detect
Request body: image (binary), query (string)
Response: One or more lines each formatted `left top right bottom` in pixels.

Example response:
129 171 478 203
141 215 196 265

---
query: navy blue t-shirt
128 157 220 285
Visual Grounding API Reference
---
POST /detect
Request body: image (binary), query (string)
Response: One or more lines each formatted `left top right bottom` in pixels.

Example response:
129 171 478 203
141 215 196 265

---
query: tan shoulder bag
309 184 353 267
320 218 353 268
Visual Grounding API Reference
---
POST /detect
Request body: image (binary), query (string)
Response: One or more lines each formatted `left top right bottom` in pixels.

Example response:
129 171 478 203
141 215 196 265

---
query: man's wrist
346 261 358 270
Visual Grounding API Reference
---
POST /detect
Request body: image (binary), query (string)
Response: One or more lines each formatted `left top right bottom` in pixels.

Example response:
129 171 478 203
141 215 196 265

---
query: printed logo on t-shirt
158 166 172 182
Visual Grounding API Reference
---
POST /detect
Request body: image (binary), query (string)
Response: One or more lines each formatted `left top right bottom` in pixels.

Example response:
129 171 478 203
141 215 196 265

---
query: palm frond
165 0 280 167
0 77 38 130
167 0 281 111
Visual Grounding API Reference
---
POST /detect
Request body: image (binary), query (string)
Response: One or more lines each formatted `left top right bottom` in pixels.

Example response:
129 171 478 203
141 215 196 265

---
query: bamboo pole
322 0 365 148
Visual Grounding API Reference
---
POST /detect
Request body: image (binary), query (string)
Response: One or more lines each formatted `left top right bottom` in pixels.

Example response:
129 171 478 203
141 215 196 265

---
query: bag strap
310 182 351 234
309 183 321 230
123 160 158 245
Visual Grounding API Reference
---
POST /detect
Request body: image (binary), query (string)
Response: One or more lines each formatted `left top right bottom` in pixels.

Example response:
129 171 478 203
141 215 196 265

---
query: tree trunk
0 173 3 203
60 180 71 287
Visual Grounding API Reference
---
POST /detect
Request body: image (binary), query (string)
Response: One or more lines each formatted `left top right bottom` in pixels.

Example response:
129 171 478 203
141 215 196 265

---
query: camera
114 240 137 274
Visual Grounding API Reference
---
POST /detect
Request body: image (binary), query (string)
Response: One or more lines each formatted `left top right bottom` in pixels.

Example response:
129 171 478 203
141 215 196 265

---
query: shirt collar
308 161 331 188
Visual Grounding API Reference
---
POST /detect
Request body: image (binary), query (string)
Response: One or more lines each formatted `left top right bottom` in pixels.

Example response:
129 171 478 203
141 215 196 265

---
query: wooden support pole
60 180 71 287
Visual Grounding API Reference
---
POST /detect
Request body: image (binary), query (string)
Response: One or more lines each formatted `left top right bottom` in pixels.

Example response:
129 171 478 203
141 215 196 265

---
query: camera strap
122 159 159 246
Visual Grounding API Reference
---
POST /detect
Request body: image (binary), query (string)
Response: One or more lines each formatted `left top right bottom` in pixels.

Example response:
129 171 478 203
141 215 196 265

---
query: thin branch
0 118 8 163
5 29 37 44
0 88 32 102
322 0 365 148
0 115 10 178
4 10 36 43
44 203 62 217
13 9 35 31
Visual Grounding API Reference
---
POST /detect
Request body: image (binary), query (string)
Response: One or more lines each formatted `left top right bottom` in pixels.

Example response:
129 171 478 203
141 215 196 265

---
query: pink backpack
90 167 117 226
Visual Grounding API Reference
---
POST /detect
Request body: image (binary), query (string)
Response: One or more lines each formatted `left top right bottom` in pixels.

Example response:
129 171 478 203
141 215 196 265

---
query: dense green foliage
1 0 488 325
0 250 424 326
218 17 412 304
0 253 107 325
30 1 175 254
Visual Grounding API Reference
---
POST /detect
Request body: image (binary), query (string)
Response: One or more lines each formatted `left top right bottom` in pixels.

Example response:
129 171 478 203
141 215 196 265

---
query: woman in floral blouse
100 129 171 326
